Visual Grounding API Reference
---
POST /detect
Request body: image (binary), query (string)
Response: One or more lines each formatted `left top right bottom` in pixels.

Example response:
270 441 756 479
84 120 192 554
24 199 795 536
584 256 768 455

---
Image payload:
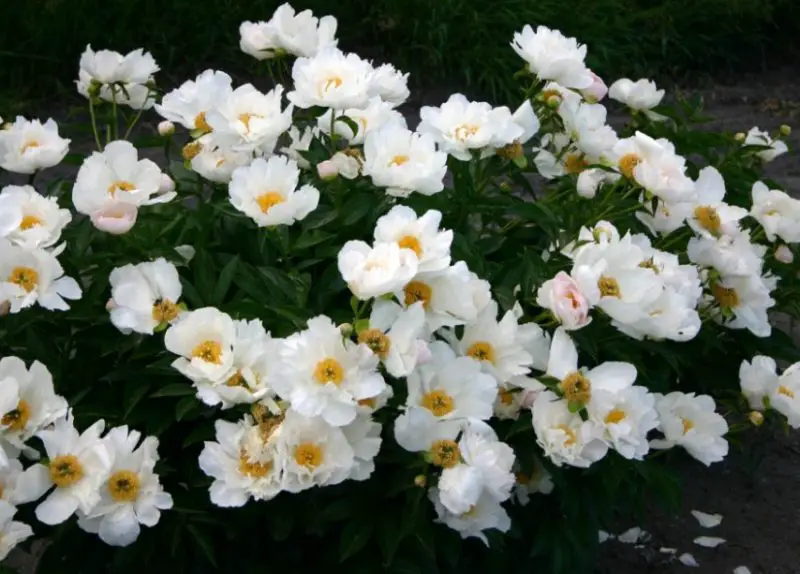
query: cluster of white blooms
739 356 800 428
0 357 172 552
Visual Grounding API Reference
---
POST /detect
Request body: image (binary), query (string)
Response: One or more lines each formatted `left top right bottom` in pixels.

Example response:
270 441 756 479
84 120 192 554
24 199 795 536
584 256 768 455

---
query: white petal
690 509 722 528
36 489 79 525
733 567 752 574
617 526 645 544
693 536 726 548
679 553 699 567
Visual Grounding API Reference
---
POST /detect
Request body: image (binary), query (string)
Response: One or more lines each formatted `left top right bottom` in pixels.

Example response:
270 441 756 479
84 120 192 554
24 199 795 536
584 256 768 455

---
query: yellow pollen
191 340 223 364
694 206 722 235
397 235 422 258
313 358 344 385
182 141 203 161
49 455 85 488
597 275 621 298
618 153 641 179
462 505 479 518
252 407 285 442
238 113 263 134
638 257 660 273
454 124 480 142
8 266 38 293
20 140 41 154
194 112 212 133
403 280 432 309
389 154 410 167
19 215 43 230
540 89 562 103
778 385 795 399
430 439 461 468
225 370 248 388
557 424 577 446
681 417 694 435
294 442 324 469
322 77 343 93
152 298 179 324
238 452 273 478
560 371 592 404
256 191 285 214
358 398 376 408
1 400 30 432
358 329 391 360
499 389 514 405
421 389 455 417
107 470 141 502
215 158 226 168
604 408 626 424
466 341 496 364
343 147 364 164
711 283 739 309
497 141 523 160
564 154 589 174
107 180 136 197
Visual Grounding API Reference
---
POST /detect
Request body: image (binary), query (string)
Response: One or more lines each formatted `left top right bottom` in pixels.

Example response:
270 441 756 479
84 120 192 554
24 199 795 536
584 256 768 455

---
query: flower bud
317 159 339 181
546 95 561 109
748 411 764 427
413 475 427 488
780 124 791 137
775 244 794 264
580 71 608 103
339 323 354 337
105 298 117 311
159 174 175 193
90 203 138 235
158 120 175 137
497 141 523 160
734 132 746 142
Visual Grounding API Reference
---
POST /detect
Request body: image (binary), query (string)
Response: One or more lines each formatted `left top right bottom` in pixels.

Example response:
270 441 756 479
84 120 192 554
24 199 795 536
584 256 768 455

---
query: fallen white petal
733 567 751 574
691 510 723 528
660 547 677 555
694 536 726 548
598 530 613 543
679 553 699 567
617 527 644 544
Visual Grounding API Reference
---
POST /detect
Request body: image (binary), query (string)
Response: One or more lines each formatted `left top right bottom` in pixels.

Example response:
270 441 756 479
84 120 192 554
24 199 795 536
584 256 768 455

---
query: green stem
111 86 119 141
88 98 103 151
123 98 147 140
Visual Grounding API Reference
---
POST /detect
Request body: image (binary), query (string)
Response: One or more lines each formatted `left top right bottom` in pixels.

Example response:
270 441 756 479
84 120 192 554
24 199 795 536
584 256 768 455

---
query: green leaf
175 396 199 421
302 205 339 230
340 194 377 226
294 230 335 250
151 383 194 398
186 524 218 567
182 422 215 447
268 507 294 541
335 114 361 139
123 383 152 418
212 255 240 305
339 519 374 563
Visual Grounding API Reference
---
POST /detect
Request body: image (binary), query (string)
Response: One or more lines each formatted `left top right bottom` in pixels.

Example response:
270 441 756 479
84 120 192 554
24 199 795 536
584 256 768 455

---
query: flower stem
88 98 103 151
111 86 119 141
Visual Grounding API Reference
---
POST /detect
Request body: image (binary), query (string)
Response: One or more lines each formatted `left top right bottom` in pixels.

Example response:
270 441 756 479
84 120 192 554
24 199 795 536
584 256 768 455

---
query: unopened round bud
780 124 792 137
339 323 354 337
748 411 764 427
775 244 794 264
105 298 117 312
734 132 746 142
546 95 561 109
158 120 175 137
413 475 427 488
317 159 339 181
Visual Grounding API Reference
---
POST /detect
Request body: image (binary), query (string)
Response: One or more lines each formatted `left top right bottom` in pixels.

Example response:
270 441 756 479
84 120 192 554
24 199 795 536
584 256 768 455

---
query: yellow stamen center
194 112 212 133
358 398 376 408
20 140 41 154
540 89 563 103
107 180 136 198
638 257 660 273
107 470 141 502
681 417 694 435
694 206 721 235
499 389 514 405
430 439 461 468
466 341 496 364
191 340 223 364
421 389 455 417
321 77 343 94
19 215 43 230
238 452 273 478
152 298 179 324
313 358 344 385
564 154 588 174
389 154 410 167
604 408 626 424
238 113 263 134
1 400 30 432
182 141 203 161
294 442 323 469
225 370 248 388
454 124 479 142
398 235 423 258
597 275 621 298
256 191 285 214
711 283 739 309
778 385 795 399
49 455 84 488
560 371 591 404
403 280 432 309
358 329 391 360
8 266 38 293
557 424 577 446
618 153 641 179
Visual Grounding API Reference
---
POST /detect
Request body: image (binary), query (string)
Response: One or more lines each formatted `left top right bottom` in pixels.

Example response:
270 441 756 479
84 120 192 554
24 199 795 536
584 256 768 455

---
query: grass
1 0 798 112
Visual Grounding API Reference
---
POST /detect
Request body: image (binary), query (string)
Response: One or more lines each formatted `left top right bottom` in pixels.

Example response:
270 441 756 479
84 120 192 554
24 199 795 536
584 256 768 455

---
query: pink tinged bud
90 203 138 235
415 339 433 365
540 271 592 330
105 298 117 311
158 120 175 136
159 174 175 193
775 244 794 264
581 71 608 103
520 388 542 409
317 159 339 181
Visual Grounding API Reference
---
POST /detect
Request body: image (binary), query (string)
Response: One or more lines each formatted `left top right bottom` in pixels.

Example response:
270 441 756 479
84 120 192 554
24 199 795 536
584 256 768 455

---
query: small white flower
317 151 360 180
512 457 554 506
743 127 789 162
558 100 618 159
576 168 616 199
536 271 592 330
770 362 800 428
690 509 723 528
363 300 428 378
374 205 452 273
77 426 172 547
368 63 410 107
154 69 233 132
511 25 593 89
274 315 388 427
682 167 748 238
636 197 693 236
72 140 174 217
229 155 319 227
0 185 71 249
108 258 183 335
651 392 729 466
452 420 515 503
739 355 778 411
750 181 800 243
0 240 82 313
581 71 608 103
317 96 406 145
775 244 794 264
687 229 766 278
338 240 418 300
239 3 338 60
164 307 237 384
79 45 158 86
288 47 374 110
706 273 775 338
190 137 251 184
430 489 511 546
90 202 138 235
587 386 659 460
608 78 665 112
0 117 70 174
0 501 33 560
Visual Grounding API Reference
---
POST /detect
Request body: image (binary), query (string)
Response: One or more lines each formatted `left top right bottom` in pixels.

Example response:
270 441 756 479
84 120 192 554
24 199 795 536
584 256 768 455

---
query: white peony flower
206 84 293 153
274 315 388 426
338 240 418 300
79 45 158 86
368 63 410 107
743 127 788 162
558 100 618 159
447 420 515 505
685 167 748 238
438 462 484 515
107 258 183 335
393 406 462 459
0 501 33 560
317 151 361 180
418 94 524 161
430 489 511 546
0 185 71 249
0 240 81 313
750 181 800 243
576 167 617 199
373 205 453 273
706 273 775 338
0 117 70 174
739 355 779 411
536 271 592 330
687 229 766 278
72 140 174 217
288 47 374 110
228 155 319 227
363 300 428 378
189 137 251 184
532 390 608 468
512 457 554 505
239 3 338 60
164 307 237 384
608 78 665 112
636 197 693 236
511 25 593 89
770 362 800 428
362 123 447 198
651 392 729 466
154 69 233 132
317 96 406 145
77 426 172 547
26 418 114 525
587 386 659 460
0 459 56 504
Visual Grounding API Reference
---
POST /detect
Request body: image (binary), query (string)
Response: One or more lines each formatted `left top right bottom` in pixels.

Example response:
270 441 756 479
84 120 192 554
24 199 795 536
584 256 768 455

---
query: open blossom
206 84 293 153
274 315 388 427
743 127 788 162
77 426 172 547
0 240 82 313
190 136 251 183
0 185 71 249
239 3 338 60
687 229 766 278
739 355 779 411
418 94 525 161
707 273 775 338
750 181 800 243
229 155 319 227
608 78 665 111
430 488 511 546
363 300 428 378
363 124 447 198
558 100 618 159
587 386 659 460
536 271 591 330
107 258 183 335
770 363 800 428
77 46 158 110
651 392 729 466
511 25 593 89
685 167 748 238
0 502 33 560
164 307 237 384
636 197 693 236
532 391 608 468
72 141 175 217
338 240 418 300
288 48 374 110
373 205 453 273
317 96 406 145
154 69 233 132
0 117 70 174
368 63 410 107
90 203 138 235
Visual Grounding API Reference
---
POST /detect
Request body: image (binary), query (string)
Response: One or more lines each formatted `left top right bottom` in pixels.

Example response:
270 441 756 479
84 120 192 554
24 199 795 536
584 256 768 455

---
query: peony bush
0 4 798 573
